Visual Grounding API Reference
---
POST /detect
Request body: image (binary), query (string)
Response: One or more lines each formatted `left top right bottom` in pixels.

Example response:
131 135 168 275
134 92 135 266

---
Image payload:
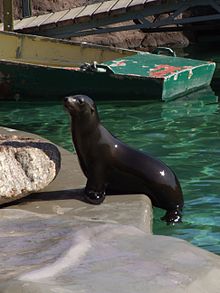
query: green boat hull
0 56 215 101
0 59 163 100
0 31 216 101
103 53 216 101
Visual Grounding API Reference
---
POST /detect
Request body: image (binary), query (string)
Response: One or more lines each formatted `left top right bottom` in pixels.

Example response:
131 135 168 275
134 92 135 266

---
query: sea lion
64 95 184 224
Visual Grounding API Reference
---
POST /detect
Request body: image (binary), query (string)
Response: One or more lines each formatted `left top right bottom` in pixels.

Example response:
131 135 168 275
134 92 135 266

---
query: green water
0 46 220 255
0 89 220 254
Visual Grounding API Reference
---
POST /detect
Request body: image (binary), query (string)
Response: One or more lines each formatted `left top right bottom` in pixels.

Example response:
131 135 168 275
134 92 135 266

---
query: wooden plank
24 13 53 29
59 6 86 23
128 0 147 8
41 9 70 26
14 16 37 30
145 0 158 5
109 0 133 16
75 2 103 22
93 0 118 17
111 0 133 11
14 19 22 26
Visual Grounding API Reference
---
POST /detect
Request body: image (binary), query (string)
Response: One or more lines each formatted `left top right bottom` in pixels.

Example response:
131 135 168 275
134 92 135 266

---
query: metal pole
3 0 14 31
22 0 32 18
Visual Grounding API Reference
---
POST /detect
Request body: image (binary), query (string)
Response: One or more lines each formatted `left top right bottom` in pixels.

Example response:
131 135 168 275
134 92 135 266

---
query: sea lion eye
78 97 84 105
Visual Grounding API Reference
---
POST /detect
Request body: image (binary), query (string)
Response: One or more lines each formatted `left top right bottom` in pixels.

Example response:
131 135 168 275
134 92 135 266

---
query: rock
142 31 189 50
0 222 220 292
71 19 189 50
0 135 60 205
71 21 146 49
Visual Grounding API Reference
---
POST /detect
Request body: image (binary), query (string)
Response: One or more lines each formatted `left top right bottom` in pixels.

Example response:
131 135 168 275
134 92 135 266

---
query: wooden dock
1 0 220 38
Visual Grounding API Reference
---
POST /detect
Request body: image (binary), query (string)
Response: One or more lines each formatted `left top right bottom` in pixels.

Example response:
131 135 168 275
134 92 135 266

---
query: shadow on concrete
0 188 86 208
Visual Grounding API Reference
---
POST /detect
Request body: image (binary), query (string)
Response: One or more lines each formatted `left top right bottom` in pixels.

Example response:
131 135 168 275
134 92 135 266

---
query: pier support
22 0 32 18
3 0 13 31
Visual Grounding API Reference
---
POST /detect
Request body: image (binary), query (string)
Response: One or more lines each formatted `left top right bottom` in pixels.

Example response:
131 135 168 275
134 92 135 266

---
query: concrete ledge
0 127 152 234
1 224 220 293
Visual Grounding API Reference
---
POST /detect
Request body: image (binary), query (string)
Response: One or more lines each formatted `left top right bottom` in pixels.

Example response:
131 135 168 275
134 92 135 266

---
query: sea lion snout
64 96 74 106
64 95 96 117
64 95 84 113
64 95 87 107
64 96 77 105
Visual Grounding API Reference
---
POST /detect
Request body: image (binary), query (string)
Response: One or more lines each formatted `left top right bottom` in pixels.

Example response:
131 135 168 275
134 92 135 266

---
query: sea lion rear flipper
161 208 182 225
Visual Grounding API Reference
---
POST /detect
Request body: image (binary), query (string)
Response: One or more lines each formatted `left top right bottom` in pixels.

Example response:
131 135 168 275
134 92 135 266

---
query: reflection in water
161 87 218 120
0 87 220 255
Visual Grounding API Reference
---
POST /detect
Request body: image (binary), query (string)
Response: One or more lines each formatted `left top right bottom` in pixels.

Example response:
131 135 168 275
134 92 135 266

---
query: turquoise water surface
0 47 220 255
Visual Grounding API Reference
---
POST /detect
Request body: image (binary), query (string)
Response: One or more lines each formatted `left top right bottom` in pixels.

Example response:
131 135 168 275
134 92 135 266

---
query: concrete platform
0 126 220 293
0 126 152 234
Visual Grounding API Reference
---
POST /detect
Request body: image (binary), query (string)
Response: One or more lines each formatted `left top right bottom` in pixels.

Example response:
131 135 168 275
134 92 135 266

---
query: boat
0 31 216 101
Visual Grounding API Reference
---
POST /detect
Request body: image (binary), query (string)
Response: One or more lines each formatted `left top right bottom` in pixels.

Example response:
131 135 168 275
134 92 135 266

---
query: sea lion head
64 95 99 124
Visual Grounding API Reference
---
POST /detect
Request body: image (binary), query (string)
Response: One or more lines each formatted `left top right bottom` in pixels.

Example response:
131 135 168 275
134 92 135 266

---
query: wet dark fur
64 95 184 224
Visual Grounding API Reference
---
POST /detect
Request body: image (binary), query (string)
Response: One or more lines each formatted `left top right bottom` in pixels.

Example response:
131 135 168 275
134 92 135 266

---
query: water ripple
0 88 220 254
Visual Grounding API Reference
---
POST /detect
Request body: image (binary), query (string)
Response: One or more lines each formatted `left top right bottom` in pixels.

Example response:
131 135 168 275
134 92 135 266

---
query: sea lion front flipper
84 189 106 205
84 163 106 205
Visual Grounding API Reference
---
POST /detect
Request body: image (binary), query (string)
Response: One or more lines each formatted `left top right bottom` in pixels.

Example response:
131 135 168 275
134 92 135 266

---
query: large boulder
0 135 60 205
